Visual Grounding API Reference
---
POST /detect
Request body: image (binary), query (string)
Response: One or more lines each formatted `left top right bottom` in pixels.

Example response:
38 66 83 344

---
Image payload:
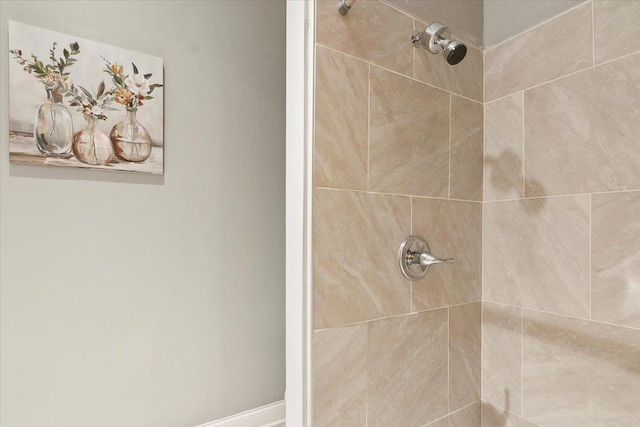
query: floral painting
8 21 164 175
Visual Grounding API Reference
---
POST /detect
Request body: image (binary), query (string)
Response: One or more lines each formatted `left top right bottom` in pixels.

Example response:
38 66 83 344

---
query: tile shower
311 1 640 426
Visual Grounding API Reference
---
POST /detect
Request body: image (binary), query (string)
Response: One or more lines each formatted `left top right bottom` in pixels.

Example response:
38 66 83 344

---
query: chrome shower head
444 40 467 65
412 22 467 66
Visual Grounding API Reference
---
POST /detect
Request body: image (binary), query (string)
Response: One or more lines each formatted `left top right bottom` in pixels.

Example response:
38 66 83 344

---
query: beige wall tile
312 324 366 426
316 0 413 76
367 310 448 427
449 303 481 411
524 52 640 197
369 67 450 197
314 46 368 190
450 96 483 202
313 189 411 329
484 93 523 201
413 20 483 102
484 2 592 101
483 196 590 318
481 402 539 427
412 198 482 311
426 402 481 427
523 310 640 426
595 0 640 64
592 191 640 329
482 302 523 415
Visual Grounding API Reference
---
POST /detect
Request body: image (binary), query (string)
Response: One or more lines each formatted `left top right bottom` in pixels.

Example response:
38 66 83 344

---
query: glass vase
110 108 153 162
72 115 114 166
34 89 73 158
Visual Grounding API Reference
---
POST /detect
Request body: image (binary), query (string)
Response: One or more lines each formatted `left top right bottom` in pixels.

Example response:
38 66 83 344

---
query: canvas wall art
9 21 164 175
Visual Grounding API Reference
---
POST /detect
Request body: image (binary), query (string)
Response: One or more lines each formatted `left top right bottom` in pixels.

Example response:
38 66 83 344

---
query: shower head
444 40 467 65
412 22 467 66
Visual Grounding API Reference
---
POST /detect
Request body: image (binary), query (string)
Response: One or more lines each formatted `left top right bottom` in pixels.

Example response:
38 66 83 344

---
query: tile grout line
314 43 483 104
314 185 640 204
412 18 416 80
482 187 640 203
312 302 481 333
480 299 640 332
422 400 480 427
481 48 485 199
480 51 486 407
589 194 593 320
410 197 413 312
591 0 596 66
482 39 486 104
485 45 640 104
484 401 546 427
365 322 369 427
521 91 526 198
480 299 484 417
314 186 483 203
367 64 371 192
520 306 524 418
448 94 452 199
447 306 451 414
312 45 317 193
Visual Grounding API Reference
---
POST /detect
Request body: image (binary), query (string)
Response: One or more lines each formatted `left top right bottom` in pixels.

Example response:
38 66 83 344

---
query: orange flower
114 88 132 105
111 64 122 75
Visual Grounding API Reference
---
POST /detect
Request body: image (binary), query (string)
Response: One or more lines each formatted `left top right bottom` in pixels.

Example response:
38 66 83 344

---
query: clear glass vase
72 115 114 166
34 89 73 158
110 108 153 162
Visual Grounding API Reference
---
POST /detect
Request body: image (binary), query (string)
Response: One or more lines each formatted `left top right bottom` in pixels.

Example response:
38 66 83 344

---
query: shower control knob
398 235 454 281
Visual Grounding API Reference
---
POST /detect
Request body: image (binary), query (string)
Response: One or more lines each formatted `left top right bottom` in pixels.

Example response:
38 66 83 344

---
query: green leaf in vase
97 81 105 98
79 86 93 101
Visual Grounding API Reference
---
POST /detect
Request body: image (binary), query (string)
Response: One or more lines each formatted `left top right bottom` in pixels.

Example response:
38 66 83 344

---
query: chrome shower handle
417 252 454 267
399 235 454 281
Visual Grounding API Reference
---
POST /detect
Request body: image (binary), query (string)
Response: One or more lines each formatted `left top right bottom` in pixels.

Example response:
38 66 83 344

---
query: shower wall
311 1 483 426
482 2 640 426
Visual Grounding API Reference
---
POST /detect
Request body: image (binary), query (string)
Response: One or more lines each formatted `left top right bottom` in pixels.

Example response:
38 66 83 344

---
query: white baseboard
196 401 285 427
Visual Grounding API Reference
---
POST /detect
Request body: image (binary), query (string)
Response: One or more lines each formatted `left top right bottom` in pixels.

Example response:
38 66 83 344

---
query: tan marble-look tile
595 0 640 64
484 93 523 201
369 67 450 197
592 191 640 329
367 310 448 427
413 20 483 102
524 52 640 197
412 198 481 311
481 402 539 427
312 324 366 426
313 188 411 329
449 302 481 411
426 402 481 427
523 310 640 426
450 96 483 202
483 196 590 318
314 46 368 190
482 302 523 416
484 2 592 101
316 0 413 76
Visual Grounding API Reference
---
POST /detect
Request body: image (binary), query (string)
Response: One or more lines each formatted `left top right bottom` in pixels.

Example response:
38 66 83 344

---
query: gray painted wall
384 0 587 47
0 1 285 426
484 0 586 46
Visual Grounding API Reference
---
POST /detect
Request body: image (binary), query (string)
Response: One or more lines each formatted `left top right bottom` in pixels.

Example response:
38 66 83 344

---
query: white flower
90 105 103 117
125 73 150 96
